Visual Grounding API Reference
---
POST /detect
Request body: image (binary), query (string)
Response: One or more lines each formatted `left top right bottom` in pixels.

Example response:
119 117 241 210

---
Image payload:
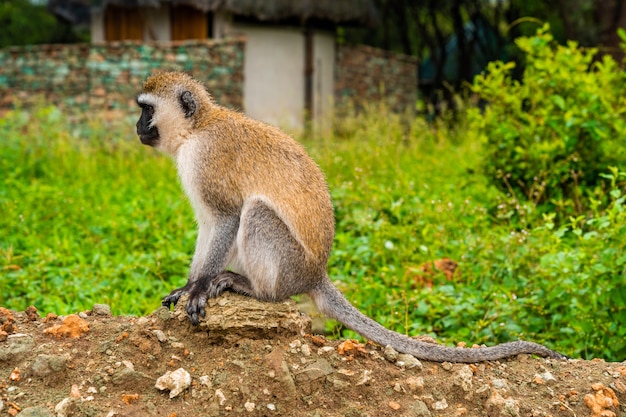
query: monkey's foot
162 284 192 309
186 272 254 325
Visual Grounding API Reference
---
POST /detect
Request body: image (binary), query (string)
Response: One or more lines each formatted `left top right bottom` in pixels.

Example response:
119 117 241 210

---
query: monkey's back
196 107 336 265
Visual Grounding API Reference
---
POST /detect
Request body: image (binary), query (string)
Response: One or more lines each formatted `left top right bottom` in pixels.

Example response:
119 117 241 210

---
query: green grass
1 105 624 361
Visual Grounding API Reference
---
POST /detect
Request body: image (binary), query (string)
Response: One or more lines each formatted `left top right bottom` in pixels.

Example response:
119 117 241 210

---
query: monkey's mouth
138 132 160 146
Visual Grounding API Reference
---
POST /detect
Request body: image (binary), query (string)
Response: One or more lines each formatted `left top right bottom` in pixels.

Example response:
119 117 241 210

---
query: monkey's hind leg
204 271 254 298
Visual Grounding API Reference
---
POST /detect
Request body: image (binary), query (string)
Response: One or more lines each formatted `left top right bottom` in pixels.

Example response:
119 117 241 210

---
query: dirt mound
0 294 624 417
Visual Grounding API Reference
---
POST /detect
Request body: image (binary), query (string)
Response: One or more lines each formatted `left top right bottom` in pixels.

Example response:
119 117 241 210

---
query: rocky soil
0 293 624 417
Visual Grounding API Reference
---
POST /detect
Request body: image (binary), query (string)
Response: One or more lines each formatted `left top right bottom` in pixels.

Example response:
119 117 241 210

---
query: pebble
441 361 453 371
199 375 211 387
409 399 432 417
17 406 54 417
317 346 334 355
406 376 424 392
433 398 449 410
54 398 73 417
454 365 474 393
92 304 112 316
356 369 373 386
152 329 167 343
492 378 508 390
155 368 191 398
267 403 276 411
383 345 399 362
215 389 226 405
295 359 333 382
0 334 34 361
30 354 67 377
244 401 255 412
396 353 422 370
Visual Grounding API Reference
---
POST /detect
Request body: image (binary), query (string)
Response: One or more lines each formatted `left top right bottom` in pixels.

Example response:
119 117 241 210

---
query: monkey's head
136 71 213 154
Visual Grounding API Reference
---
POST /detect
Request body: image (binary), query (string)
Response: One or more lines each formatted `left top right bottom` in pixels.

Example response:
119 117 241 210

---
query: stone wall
0 38 245 113
0 40 417 118
335 44 418 113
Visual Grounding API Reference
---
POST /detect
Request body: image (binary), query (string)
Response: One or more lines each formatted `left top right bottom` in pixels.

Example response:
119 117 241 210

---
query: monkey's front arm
162 215 242 323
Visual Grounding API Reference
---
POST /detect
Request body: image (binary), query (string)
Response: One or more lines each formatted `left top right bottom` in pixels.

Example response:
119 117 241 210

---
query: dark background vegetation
4 0 626 102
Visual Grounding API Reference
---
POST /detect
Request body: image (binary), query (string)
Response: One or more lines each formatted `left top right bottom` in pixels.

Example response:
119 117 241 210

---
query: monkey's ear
179 90 197 118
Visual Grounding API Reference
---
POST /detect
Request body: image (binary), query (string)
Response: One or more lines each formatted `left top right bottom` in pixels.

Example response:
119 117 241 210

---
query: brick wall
0 38 245 113
335 44 418 113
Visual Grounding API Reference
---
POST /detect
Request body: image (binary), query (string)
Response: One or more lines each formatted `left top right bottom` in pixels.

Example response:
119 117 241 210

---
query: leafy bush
468 25 626 216
0 0 82 48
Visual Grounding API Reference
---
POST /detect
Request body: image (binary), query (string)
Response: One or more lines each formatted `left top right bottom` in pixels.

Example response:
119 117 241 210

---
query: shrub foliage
468 25 626 215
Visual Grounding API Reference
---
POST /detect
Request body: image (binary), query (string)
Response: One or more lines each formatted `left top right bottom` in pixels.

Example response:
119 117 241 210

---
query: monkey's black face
136 103 160 146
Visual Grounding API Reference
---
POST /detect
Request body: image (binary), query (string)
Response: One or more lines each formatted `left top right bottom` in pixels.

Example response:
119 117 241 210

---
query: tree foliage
340 0 626 102
0 0 81 48
468 25 626 217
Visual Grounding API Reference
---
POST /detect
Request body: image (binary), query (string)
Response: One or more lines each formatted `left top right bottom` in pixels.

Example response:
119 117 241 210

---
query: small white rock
244 401 255 412
434 398 449 410
356 369 373 386
152 329 167 343
383 345 399 362
267 403 276 411
301 344 311 356
199 375 211 387
396 353 422 370
492 378 508 390
441 361 453 371
317 346 334 355
154 368 191 398
533 371 556 385
215 389 227 406
289 339 302 348
92 303 112 316
406 376 424 392
55 397 73 417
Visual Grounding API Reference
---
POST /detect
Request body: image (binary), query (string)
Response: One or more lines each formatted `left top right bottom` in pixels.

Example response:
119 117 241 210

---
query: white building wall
232 24 306 129
91 10 104 42
312 31 335 132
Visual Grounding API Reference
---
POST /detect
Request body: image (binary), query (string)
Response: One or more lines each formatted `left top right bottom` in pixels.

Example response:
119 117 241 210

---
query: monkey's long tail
308 275 567 363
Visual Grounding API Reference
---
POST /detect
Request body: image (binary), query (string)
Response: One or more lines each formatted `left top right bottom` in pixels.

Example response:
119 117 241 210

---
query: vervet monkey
135 71 566 363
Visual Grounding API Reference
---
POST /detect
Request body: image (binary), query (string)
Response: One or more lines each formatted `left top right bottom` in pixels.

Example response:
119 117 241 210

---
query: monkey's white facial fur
135 91 195 156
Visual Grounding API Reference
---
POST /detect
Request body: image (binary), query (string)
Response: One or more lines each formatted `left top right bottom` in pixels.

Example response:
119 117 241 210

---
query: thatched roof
88 0 379 27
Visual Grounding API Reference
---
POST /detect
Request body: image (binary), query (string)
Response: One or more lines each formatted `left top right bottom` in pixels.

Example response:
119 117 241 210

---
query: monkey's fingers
162 287 188 309
186 294 207 325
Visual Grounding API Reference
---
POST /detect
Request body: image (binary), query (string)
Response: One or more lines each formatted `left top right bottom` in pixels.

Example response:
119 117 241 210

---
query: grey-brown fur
135 71 567 363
